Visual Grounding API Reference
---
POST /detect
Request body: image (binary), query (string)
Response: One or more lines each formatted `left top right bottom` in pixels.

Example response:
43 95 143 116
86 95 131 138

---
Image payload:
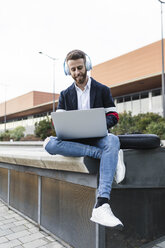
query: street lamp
39 52 58 112
0 83 8 132
158 0 165 117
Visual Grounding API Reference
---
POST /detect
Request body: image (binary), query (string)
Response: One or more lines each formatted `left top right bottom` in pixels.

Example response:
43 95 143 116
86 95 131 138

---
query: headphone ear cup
85 55 92 71
63 60 70 75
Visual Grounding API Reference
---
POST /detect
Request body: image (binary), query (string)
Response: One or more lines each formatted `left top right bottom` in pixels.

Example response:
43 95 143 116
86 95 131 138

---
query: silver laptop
51 108 107 140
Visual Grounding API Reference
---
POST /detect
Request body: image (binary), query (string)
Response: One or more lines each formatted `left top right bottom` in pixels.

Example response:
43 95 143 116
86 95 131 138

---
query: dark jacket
57 77 119 129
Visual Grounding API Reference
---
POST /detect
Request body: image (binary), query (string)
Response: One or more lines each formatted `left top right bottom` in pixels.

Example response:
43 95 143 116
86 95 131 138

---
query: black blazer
57 78 118 129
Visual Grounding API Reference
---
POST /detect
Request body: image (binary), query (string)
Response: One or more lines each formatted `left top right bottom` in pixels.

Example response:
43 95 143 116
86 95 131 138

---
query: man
44 49 124 228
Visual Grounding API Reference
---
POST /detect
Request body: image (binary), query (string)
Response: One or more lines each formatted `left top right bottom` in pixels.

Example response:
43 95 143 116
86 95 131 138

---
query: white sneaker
90 204 123 228
43 137 51 149
114 149 126 184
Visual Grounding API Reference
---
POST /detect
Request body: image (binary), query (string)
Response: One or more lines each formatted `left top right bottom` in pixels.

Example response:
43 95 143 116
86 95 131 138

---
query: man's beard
74 71 87 85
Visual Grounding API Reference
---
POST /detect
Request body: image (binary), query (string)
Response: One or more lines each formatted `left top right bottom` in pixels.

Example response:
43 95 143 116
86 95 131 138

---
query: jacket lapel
69 83 78 109
90 78 96 108
69 79 96 109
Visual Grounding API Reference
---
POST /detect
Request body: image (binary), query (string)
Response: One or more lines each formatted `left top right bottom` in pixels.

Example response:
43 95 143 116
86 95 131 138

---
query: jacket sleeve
102 86 119 129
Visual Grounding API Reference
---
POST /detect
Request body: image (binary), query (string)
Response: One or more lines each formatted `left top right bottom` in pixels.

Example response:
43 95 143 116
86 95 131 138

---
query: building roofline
110 72 162 88
0 99 59 120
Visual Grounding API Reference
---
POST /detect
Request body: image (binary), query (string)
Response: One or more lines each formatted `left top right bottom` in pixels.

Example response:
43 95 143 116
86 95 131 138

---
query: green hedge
111 112 165 140
1 112 164 141
0 126 25 141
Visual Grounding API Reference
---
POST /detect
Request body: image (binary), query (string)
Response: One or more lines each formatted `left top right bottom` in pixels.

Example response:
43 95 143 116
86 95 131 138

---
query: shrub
111 111 137 135
0 130 11 141
133 112 163 133
0 126 25 141
10 126 25 141
111 111 165 139
34 118 56 140
146 121 165 140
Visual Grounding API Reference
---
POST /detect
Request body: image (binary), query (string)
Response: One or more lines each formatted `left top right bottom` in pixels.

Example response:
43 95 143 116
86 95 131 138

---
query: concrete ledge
0 141 43 146
0 141 164 176
1 141 165 248
0 141 100 174
0 152 90 173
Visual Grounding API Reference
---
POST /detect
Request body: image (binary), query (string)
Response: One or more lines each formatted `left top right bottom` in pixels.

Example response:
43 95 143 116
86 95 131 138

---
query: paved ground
1 199 165 248
142 237 165 248
152 243 165 248
0 201 66 248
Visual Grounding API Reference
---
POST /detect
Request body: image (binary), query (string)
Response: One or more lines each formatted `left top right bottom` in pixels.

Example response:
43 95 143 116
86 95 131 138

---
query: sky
0 0 164 103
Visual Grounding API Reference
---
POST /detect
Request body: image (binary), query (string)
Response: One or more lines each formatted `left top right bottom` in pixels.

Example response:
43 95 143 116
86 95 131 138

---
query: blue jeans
45 134 120 199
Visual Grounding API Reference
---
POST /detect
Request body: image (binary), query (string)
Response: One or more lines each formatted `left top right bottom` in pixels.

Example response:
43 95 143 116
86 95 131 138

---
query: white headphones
63 51 92 76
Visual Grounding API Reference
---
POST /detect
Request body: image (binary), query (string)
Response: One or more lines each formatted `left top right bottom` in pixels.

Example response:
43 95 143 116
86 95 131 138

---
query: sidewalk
1 201 165 248
0 201 66 248
141 237 165 248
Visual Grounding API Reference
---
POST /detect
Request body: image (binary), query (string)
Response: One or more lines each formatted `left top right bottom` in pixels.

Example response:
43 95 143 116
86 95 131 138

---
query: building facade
91 40 164 116
0 40 164 134
0 91 59 134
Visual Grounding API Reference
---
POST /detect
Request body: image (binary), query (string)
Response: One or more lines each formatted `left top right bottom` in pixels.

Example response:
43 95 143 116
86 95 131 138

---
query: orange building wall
33 91 58 106
0 92 34 117
91 40 164 87
0 91 58 116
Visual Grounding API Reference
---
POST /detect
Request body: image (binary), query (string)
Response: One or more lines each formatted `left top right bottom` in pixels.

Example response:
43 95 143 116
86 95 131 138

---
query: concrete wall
0 115 51 135
115 89 163 116
0 142 165 248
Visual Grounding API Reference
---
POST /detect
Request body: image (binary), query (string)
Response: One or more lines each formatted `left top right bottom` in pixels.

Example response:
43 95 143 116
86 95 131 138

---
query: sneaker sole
90 217 124 230
115 149 126 184
115 165 126 184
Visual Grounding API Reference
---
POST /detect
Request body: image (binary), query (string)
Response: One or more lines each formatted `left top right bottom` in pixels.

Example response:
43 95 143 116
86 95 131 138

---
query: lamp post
158 0 165 117
4 98 6 132
39 52 58 112
0 83 8 132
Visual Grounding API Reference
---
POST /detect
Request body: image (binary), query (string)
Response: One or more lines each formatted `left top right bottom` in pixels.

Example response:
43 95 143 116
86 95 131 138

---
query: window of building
141 92 148 99
152 89 161 97
132 94 139 100
117 97 123 103
124 96 131 102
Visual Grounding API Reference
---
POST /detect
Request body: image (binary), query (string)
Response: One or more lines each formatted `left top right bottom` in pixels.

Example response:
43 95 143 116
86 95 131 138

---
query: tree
34 118 56 140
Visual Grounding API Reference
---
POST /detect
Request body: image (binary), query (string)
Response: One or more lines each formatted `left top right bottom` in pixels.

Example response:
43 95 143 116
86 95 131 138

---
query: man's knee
109 134 120 145
43 136 58 155
107 134 120 150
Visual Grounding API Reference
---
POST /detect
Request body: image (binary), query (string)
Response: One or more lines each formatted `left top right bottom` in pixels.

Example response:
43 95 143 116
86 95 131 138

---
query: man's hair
66 49 86 63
